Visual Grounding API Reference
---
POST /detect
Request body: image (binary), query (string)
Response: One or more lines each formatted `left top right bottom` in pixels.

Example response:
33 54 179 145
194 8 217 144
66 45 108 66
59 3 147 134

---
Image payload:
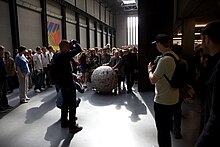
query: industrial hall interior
0 0 220 147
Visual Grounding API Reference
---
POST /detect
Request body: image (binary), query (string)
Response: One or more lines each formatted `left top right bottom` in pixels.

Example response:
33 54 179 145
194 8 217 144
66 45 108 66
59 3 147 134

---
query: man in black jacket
121 48 138 93
194 21 220 147
55 40 82 134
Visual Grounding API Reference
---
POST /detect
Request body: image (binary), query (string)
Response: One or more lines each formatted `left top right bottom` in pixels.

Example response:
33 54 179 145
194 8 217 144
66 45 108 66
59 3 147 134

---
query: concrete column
40 0 48 47
182 18 195 59
138 0 174 92
9 0 20 56
75 12 80 43
61 4 67 40
100 24 104 48
94 21 98 47
86 17 90 49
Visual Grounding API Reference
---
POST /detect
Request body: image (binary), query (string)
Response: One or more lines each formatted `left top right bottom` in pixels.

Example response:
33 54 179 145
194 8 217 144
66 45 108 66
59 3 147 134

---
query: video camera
69 39 79 50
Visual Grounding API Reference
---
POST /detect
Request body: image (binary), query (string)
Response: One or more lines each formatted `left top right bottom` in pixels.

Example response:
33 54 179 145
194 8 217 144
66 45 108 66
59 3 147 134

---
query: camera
70 39 78 50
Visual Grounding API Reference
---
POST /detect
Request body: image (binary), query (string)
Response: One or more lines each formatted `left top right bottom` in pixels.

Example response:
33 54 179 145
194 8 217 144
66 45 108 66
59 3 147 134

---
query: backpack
164 53 188 88
47 53 59 84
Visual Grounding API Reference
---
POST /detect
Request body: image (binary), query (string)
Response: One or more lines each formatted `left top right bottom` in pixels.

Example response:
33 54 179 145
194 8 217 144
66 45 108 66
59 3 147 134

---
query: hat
152 34 170 45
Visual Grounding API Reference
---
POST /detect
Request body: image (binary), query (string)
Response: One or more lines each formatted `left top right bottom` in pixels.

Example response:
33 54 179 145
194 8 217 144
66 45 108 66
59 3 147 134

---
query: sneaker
41 88 45 91
0 107 8 113
26 97 30 100
69 124 83 134
35 89 41 93
20 100 28 104
83 83 87 88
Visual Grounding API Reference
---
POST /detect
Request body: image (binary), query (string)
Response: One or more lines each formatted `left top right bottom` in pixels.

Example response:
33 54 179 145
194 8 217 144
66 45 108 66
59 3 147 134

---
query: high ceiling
97 0 138 14
177 0 220 23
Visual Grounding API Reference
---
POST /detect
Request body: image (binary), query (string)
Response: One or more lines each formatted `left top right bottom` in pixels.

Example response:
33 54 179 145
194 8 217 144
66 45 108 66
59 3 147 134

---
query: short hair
4 51 11 57
0 45 5 51
152 34 171 47
202 21 220 44
18 46 26 53
36 46 41 51
59 40 69 50
48 45 53 50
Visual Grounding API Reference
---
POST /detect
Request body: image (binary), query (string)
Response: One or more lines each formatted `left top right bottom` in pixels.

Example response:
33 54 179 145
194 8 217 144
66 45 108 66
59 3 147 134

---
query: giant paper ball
91 66 118 93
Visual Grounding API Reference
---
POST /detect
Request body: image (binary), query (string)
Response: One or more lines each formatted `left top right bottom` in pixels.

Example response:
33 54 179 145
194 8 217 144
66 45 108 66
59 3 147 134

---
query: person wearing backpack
148 34 179 147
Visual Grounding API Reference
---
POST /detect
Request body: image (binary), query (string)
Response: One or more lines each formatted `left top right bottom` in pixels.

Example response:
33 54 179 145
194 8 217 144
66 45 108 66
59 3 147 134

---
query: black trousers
0 80 9 108
154 102 176 147
125 71 135 91
60 83 76 129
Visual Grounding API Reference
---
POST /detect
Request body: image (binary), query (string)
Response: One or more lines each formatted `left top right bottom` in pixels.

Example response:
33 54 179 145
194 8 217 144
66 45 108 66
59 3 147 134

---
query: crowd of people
0 21 220 146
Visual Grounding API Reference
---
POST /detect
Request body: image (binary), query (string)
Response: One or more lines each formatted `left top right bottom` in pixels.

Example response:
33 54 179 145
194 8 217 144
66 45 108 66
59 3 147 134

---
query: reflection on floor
0 84 201 147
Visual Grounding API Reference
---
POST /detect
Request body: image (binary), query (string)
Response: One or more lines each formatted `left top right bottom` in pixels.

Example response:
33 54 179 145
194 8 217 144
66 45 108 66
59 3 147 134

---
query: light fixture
195 24 207 27
122 0 136 4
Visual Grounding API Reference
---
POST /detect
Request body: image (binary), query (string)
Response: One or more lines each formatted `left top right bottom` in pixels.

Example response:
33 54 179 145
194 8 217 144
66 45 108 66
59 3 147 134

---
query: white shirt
41 52 50 67
153 51 179 105
33 53 43 70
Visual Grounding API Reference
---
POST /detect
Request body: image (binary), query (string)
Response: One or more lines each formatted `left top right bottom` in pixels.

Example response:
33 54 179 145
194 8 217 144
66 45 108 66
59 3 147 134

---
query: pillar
138 0 174 92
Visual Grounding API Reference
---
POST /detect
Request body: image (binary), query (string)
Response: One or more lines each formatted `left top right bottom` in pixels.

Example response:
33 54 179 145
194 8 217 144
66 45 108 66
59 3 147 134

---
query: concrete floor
0 84 201 147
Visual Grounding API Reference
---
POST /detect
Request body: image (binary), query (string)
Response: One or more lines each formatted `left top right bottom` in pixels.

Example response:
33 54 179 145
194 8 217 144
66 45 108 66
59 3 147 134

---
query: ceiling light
122 0 136 4
195 24 207 27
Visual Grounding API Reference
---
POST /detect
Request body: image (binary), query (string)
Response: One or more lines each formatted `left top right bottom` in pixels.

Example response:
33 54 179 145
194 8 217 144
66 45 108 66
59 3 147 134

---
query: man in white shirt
41 47 51 88
33 46 44 93
148 34 179 147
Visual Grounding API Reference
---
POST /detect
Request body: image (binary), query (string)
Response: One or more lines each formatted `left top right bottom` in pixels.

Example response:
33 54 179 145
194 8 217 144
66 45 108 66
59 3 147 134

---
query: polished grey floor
0 84 201 147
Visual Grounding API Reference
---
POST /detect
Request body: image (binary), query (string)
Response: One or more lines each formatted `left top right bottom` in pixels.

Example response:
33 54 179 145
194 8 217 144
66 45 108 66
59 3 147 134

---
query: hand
148 62 154 73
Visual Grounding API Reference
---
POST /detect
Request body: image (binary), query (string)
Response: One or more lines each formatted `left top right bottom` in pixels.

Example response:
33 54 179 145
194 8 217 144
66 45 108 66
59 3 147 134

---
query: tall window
127 16 138 45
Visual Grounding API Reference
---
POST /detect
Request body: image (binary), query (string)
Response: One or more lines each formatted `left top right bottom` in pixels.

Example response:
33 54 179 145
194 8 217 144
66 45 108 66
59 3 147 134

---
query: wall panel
76 0 85 11
67 23 76 40
80 26 87 49
17 6 42 49
0 1 13 53
65 0 75 6
94 1 99 19
90 30 95 48
101 6 105 22
87 0 94 15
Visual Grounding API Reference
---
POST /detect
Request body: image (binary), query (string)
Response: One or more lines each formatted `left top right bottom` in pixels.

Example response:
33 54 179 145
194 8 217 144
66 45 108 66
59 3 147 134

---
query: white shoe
26 97 30 100
35 89 41 93
41 88 45 91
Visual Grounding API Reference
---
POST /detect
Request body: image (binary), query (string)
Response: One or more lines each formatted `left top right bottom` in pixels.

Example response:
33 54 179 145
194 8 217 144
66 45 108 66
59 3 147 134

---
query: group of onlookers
77 45 138 94
0 44 56 108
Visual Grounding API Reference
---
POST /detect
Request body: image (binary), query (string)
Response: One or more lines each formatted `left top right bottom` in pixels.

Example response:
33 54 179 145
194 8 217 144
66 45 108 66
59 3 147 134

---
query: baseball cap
151 34 170 45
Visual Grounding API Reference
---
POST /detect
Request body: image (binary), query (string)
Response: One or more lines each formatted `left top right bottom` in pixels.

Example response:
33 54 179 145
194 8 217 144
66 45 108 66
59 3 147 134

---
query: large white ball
91 66 118 93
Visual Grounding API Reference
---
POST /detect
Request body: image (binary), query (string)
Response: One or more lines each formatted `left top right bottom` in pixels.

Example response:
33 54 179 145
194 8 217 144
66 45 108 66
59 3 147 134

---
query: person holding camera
55 39 82 134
